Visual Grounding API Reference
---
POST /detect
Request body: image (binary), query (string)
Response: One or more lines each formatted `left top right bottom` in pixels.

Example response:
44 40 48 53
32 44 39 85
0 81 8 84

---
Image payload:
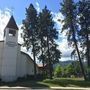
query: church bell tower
1 16 18 82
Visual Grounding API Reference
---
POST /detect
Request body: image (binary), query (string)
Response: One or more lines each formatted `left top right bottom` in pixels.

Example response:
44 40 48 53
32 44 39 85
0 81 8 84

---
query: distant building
0 16 39 82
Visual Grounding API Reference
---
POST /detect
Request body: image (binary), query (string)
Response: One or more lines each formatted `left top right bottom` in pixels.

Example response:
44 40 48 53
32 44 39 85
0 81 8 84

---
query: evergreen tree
60 0 87 80
22 4 38 78
46 43 61 64
37 12 47 77
38 6 59 79
78 0 90 80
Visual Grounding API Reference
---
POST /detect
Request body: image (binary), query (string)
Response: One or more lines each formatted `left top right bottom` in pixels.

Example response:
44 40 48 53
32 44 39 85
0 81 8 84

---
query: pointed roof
5 15 18 30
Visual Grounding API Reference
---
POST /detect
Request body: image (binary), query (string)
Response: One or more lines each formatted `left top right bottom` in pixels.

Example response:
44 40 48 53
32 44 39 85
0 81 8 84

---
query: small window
9 29 16 36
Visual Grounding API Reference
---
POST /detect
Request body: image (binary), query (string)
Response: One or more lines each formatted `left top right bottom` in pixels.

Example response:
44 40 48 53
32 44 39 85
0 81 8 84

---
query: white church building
0 16 40 82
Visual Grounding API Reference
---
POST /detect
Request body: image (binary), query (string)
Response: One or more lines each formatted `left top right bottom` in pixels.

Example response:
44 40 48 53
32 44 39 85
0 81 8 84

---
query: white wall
0 41 4 78
16 47 27 78
1 28 18 82
17 51 34 77
26 56 34 75
17 51 40 77
26 56 39 75
16 44 22 77
0 41 40 81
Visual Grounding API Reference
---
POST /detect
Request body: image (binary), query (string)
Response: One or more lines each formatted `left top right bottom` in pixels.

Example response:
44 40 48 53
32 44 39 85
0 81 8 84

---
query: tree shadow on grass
0 79 49 89
43 78 90 87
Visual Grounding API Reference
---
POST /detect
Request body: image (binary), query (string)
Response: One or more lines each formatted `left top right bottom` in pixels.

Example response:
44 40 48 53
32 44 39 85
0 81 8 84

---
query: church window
9 29 16 36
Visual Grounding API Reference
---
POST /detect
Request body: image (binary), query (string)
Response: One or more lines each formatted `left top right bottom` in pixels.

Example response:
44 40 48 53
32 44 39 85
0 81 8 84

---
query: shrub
54 65 62 77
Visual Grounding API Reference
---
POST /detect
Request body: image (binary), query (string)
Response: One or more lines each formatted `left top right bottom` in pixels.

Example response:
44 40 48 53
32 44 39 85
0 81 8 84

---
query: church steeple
5 15 18 30
4 15 18 39
1 16 18 82
4 15 18 38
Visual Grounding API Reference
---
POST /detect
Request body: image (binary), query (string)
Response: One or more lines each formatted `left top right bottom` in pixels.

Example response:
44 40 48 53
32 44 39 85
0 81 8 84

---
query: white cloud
35 2 40 12
34 2 73 61
18 24 24 44
0 8 11 40
53 12 73 61
0 8 34 61
0 8 73 61
0 8 23 45
53 12 64 30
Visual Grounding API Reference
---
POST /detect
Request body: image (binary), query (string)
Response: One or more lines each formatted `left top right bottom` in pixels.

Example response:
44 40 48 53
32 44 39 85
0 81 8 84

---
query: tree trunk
74 40 87 80
69 1 87 80
86 25 90 68
41 38 45 78
86 25 90 80
72 26 87 80
86 33 90 67
33 45 37 79
47 36 52 79
32 34 37 79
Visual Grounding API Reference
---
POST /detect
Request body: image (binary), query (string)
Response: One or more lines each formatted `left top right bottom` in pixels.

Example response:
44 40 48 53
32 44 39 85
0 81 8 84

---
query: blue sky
0 0 61 24
0 0 75 61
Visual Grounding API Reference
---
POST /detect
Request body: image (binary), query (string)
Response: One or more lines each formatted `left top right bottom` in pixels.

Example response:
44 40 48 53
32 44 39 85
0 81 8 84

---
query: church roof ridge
5 15 18 30
21 51 39 67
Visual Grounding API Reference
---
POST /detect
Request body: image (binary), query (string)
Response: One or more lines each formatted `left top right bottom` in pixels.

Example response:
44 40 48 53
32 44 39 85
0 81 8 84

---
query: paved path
0 86 48 90
51 87 90 90
0 86 90 90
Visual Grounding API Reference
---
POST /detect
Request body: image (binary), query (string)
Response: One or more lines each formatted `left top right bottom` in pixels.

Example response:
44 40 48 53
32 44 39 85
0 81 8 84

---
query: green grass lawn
0 78 90 89
42 78 90 87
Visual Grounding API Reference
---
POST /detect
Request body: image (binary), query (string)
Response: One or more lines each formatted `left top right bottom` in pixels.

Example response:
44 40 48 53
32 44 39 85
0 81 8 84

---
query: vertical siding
26 57 34 75
0 42 4 78
1 28 18 82
16 44 21 77
1 41 18 81
26 55 39 75
20 53 27 77
21 52 40 76
0 43 40 79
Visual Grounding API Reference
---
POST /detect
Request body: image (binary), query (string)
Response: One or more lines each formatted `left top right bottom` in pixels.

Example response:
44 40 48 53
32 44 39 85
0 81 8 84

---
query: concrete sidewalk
0 86 48 90
51 87 90 90
0 86 90 90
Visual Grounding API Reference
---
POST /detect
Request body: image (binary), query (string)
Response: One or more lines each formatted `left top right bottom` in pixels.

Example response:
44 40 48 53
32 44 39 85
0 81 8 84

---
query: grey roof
5 15 18 30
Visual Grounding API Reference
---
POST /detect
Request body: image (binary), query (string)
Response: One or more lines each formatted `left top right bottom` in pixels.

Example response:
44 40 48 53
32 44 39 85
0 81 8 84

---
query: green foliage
22 4 39 78
60 0 87 80
77 0 90 80
22 4 61 79
37 6 61 79
43 78 90 87
22 4 38 51
54 61 83 78
60 0 77 41
78 0 90 79
54 65 62 77
66 64 74 76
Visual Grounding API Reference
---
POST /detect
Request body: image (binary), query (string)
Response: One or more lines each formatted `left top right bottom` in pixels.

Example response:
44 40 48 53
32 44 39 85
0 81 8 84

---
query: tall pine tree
38 6 59 79
22 4 38 78
78 0 90 80
60 0 87 80
37 12 47 77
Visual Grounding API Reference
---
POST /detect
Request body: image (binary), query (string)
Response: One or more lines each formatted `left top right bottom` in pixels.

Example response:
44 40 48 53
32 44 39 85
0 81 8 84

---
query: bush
54 65 62 77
